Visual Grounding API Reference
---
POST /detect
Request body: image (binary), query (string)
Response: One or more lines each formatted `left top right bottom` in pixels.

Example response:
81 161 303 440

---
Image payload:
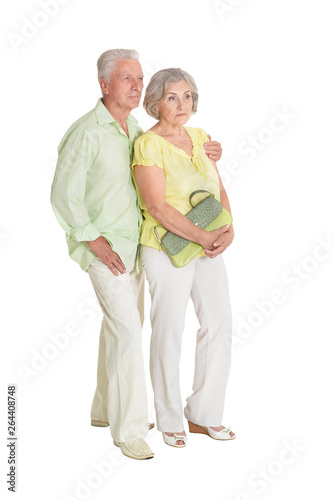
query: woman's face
156 79 193 125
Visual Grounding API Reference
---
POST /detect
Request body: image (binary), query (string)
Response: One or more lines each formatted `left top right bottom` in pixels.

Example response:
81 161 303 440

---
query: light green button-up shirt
51 98 143 272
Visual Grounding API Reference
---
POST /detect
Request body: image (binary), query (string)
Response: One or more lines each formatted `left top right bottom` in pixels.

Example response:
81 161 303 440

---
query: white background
1 0 333 499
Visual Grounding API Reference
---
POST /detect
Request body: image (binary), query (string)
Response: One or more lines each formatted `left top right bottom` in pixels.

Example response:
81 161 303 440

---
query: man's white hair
97 49 140 83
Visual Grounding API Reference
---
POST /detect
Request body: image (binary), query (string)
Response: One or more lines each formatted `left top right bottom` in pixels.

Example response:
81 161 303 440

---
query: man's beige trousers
88 256 149 442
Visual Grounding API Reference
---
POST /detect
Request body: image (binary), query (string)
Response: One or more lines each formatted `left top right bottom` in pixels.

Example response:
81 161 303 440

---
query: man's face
101 59 144 112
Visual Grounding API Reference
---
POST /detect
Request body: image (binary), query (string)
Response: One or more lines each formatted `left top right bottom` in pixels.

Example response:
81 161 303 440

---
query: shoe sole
163 441 186 448
188 421 236 440
113 442 154 460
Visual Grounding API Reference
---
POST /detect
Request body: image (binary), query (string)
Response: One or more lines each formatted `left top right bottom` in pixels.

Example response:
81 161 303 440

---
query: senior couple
51 49 235 460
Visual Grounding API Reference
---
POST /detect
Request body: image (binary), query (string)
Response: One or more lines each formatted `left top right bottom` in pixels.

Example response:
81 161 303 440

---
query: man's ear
99 78 109 95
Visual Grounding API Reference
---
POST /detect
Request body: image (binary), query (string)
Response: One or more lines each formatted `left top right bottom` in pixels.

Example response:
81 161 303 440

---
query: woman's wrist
199 229 213 248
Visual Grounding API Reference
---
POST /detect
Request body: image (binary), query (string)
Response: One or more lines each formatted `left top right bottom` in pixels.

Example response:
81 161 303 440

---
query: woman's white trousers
141 246 233 432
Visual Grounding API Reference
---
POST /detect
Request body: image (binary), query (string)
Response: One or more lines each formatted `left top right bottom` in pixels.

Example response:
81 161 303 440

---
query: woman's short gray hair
97 49 140 82
143 68 198 119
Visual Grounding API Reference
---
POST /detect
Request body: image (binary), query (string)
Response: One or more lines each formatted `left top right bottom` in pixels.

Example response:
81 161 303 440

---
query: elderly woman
131 68 235 447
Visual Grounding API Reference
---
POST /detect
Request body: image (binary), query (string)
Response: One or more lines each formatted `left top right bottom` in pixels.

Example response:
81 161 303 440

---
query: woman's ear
153 104 160 118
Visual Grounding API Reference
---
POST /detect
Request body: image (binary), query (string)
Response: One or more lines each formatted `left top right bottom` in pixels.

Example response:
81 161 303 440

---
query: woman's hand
200 224 229 249
203 134 223 162
203 224 234 257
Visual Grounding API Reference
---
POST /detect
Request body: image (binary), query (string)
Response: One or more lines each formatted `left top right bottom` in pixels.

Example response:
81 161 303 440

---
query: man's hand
203 134 223 162
86 236 126 276
203 224 234 258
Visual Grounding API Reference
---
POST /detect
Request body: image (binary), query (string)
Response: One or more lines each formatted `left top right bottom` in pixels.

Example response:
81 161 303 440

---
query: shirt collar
94 98 138 127
127 113 138 126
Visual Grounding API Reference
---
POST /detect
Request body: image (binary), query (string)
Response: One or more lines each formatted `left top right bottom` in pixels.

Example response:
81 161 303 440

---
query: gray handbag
153 190 233 267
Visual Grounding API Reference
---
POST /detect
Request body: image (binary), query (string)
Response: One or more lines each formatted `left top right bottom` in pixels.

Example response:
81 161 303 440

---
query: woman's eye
185 94 191 99
169 97 175 101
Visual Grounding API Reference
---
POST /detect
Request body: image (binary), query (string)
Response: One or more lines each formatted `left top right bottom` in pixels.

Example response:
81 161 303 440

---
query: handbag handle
189 190 215 207
153 225 167 252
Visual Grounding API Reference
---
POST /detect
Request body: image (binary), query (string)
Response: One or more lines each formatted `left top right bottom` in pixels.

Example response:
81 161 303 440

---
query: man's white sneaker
113 439 154 460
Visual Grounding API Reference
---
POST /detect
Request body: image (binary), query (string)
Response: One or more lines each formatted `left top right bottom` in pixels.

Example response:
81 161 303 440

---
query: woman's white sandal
163 432 187 447
188 421 236 440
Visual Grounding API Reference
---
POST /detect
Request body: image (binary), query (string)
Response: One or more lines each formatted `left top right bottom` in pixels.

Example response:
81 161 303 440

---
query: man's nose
133 79 143 91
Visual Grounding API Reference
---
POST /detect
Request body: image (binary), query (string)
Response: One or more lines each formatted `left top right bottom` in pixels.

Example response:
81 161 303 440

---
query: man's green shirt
51 98 143 272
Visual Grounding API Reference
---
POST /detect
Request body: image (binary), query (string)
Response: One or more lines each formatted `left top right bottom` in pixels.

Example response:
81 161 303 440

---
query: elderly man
50 49 222 460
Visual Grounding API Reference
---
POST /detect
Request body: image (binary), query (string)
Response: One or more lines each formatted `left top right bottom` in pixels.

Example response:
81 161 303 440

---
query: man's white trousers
88 257 149 442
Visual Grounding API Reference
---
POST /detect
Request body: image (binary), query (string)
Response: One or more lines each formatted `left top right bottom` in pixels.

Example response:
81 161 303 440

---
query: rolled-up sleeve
50 129 101 242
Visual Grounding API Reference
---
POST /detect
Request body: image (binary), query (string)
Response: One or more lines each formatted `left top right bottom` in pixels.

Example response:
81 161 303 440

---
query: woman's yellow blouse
131 127 221 253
